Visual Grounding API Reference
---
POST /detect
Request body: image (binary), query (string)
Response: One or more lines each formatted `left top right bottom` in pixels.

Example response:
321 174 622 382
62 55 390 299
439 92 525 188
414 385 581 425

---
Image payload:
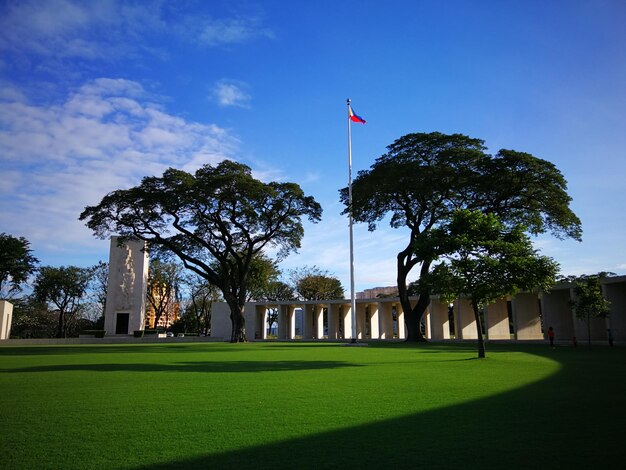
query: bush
81 329 106 338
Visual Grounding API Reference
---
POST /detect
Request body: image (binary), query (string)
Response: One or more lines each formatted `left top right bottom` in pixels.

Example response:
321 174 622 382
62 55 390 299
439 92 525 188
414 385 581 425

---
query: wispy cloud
0 78 238 258
196 16 274 47
0 1 273 71
211 79 251 108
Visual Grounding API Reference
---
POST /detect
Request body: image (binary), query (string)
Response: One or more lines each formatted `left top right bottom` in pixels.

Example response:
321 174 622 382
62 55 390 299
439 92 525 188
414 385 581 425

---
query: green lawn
1 341 624 469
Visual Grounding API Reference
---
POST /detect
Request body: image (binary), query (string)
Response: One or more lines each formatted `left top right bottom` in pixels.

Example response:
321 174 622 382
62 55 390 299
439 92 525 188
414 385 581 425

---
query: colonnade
210 276 626 343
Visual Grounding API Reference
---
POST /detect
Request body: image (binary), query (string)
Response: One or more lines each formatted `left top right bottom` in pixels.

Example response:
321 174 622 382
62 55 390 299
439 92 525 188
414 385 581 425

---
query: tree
33 266 91 338
9 296 57 338
289 265 345 301
181 274 221 335
342 132 581 342
83 261 108 323
568 273 613 348
242 254 281 302
0 233 39 299
146 256 183 330
80 160 322 342
417 210 559 358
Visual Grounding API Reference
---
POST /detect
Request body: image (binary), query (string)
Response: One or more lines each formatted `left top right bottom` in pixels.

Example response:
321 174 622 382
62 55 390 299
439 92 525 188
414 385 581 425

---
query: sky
1 0 625 293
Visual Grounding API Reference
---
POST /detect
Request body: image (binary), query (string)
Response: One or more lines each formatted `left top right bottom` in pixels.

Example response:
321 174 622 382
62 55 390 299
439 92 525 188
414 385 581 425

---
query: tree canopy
417 210 559 357
80 160 322 342
342 132 581 341
289 265 344 301
0 233 39 299
33 266 91 338
568 273 613 348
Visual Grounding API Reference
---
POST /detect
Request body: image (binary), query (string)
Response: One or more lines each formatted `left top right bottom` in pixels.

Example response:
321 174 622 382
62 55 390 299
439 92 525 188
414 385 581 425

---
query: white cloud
211 79 251 108
0 1 273 69
197 17 274 47
0 78 238 261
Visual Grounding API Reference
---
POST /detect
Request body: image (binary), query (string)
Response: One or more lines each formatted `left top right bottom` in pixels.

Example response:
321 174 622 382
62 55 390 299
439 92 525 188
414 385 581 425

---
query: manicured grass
1 341 625 469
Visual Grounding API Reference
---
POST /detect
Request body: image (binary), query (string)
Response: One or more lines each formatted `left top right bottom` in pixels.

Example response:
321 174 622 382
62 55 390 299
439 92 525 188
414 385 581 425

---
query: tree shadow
127 346 626 470
1 360 360 374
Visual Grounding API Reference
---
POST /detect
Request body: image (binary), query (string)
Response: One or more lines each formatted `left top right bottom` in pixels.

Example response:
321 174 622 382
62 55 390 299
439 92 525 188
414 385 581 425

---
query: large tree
80 160 322 342
342 132 581 342
33 266 91 338
0 233 39 299
418 210 559 358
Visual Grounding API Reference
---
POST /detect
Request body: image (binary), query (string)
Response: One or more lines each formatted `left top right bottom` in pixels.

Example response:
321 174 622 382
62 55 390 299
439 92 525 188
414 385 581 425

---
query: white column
512 293 543 340
454 298 477 339
314 304 325 339
378 301 394 339
356 303 367 339
302 304 313 339
428 299 449 340
485 298 510 340
342 303 353 340
369 303 380 339
0 300 13 340
328 303 340 339
396 303 406 339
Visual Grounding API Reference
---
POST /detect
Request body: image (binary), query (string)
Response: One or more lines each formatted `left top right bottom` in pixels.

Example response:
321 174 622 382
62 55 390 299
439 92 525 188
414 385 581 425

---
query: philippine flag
348 105 366 124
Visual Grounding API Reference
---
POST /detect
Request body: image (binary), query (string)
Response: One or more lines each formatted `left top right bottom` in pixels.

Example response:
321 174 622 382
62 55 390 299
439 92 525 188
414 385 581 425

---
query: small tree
419 210 559 358
83 261 108 323
0 233 39 299
33 266 91 338
10 296 57 338
569 273 612 348
289 266 344 301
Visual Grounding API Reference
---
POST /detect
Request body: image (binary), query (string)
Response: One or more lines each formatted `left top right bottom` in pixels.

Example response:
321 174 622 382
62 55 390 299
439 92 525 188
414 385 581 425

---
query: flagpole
347 98 357 343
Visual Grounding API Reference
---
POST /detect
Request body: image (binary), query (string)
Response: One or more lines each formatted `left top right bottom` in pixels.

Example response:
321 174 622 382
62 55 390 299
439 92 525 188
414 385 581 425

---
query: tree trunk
587 312 592 349
56 310 64 338
398 253 430 342
226 298 247 342
472 301 486 358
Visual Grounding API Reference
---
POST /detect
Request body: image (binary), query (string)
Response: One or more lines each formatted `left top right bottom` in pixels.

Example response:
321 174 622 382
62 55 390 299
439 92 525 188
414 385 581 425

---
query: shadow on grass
131 346 626 470
1 360 360 374
0 344 244 356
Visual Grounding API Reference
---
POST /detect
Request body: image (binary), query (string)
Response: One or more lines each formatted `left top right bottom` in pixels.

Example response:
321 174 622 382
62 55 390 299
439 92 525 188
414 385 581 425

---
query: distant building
144 283 181 330
357 286 399 299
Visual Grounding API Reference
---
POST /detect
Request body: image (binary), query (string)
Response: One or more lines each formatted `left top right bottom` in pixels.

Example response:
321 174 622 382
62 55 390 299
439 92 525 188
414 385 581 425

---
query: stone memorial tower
104 236 149 335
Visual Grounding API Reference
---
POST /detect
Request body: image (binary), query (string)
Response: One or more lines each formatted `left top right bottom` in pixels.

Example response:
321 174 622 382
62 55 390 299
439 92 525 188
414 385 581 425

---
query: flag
348 105 366 124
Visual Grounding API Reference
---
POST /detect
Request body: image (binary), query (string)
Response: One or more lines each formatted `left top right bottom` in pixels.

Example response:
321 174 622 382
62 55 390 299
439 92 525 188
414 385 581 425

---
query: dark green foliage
133 330 144 338
80 160 322 342
33 266 91 338
0 233 39 298
289 265 344 301
568 273 613 348
417 210 559 357
342 132 581 341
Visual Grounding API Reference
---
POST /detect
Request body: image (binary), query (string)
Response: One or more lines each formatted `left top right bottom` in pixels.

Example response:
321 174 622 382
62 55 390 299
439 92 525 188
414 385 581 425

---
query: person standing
547 326 555 348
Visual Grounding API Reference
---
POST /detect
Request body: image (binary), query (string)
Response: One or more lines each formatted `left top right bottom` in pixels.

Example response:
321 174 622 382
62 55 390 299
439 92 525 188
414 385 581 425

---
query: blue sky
1 0 625 292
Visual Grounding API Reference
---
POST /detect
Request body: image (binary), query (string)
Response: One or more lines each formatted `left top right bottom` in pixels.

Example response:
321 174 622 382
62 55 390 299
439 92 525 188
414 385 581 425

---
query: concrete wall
604 279 626 341
104 237 149 336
